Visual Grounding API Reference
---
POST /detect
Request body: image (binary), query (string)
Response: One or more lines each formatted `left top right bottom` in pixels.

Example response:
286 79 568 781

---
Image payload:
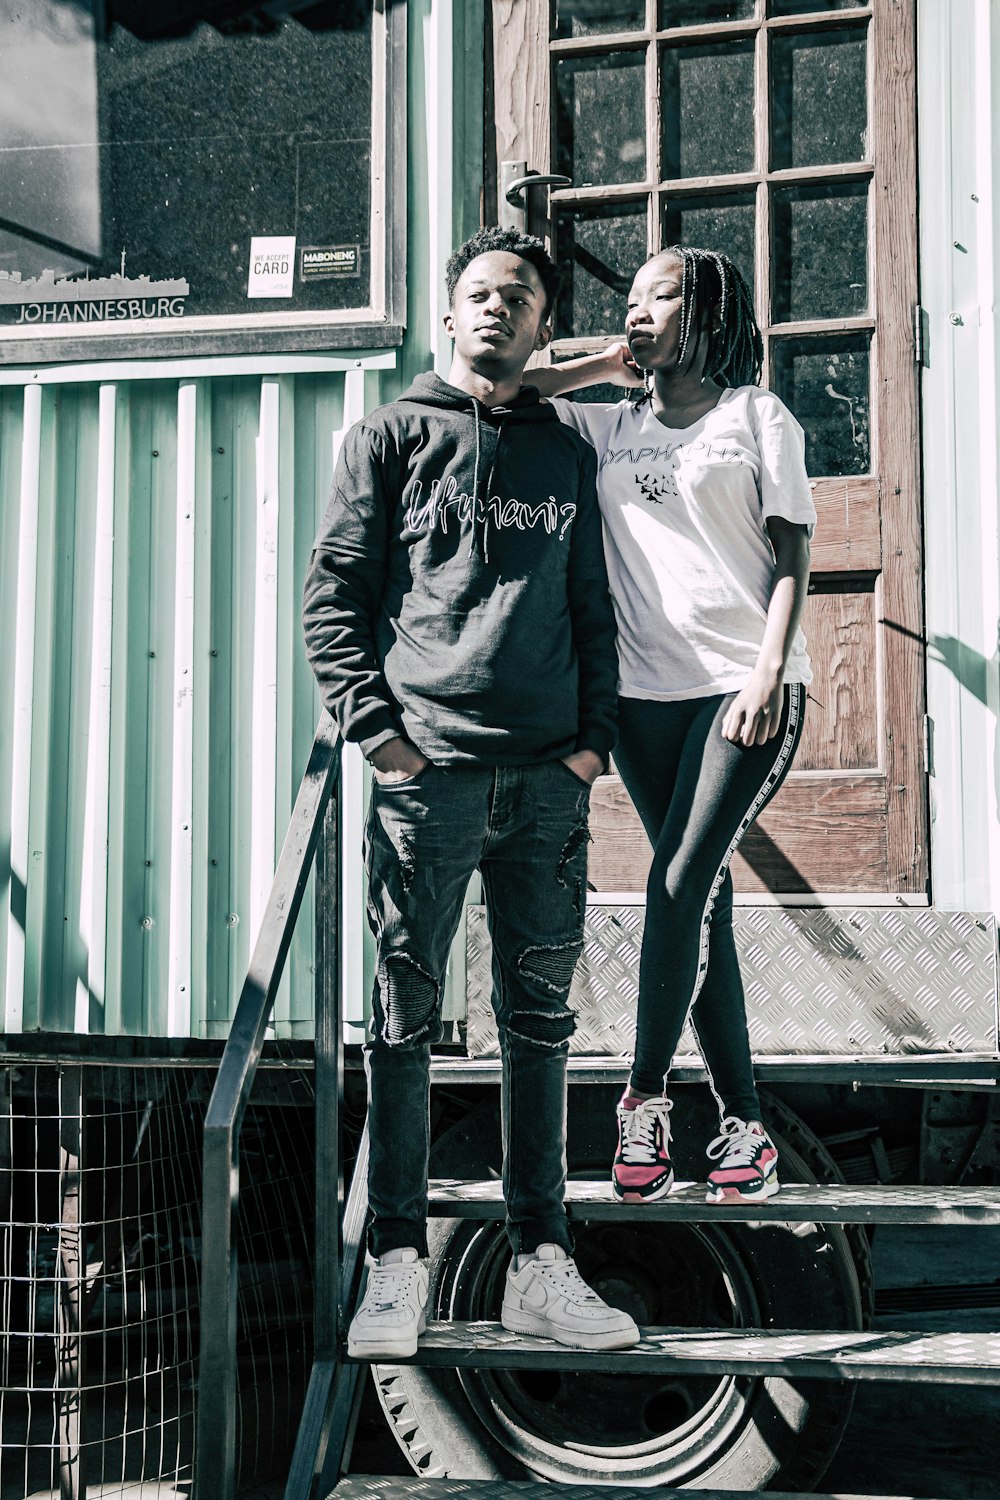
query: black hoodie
302 372 618 766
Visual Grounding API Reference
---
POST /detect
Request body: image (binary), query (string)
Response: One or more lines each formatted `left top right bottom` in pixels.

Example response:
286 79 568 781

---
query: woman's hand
601 340 645 388
721 674 784 746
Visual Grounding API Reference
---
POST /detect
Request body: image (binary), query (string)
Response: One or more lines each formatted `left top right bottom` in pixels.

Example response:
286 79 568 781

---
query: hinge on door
923 713 934 775
914 303 930 367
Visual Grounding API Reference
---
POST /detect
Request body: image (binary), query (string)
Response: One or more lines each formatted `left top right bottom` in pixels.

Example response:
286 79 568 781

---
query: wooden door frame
868 0 926 893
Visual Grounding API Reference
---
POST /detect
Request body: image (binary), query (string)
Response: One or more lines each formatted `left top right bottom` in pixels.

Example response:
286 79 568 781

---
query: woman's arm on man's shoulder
526 340 644 398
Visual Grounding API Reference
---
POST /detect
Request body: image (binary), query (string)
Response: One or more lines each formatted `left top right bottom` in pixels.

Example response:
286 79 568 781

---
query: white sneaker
347 1247 429 1359
501 1243 640 1350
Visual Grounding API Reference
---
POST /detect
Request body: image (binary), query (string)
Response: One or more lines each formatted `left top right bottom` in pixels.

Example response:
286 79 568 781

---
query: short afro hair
445 226 562 316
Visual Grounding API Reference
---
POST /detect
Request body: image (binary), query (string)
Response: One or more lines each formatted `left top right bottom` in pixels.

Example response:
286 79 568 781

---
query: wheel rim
433 1215 770 1482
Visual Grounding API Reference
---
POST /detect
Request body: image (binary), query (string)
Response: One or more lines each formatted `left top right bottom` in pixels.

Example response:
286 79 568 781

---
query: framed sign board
0 0 405 363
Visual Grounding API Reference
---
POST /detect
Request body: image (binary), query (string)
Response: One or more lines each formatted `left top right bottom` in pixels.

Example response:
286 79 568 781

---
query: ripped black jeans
363 760 591 1259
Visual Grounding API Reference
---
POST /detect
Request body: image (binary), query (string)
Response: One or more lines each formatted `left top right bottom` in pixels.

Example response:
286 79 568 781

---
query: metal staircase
193 716 1000 1500
325 1177 1000 1499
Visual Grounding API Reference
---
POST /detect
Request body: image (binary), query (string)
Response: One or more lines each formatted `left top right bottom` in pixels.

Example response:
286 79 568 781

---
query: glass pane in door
770 26 868 169
773 333 871 474
554 201 649 338
661 41 756 178
554 0 645 37
769 0 861 14
659 0 754 21
663 192 756 299
555 51 647 186
772 182 868 321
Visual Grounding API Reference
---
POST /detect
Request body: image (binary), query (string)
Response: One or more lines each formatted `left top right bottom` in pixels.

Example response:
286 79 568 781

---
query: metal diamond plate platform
427 1178 1000 1225
352 1322 1000 1385
466 904 999 1060
330 1481 931 1500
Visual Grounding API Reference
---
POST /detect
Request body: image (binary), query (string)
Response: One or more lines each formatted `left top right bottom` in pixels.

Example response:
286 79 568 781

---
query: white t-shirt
549 387 816 700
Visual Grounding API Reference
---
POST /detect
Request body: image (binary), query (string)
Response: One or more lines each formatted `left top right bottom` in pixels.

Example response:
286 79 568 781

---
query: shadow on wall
928 622 1000 826
881 614 1000 828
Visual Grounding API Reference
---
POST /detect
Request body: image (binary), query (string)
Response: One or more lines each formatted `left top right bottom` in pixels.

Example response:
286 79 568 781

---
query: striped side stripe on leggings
671 681 805 1101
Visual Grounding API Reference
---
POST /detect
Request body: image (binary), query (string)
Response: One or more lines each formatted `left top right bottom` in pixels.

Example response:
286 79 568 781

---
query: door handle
504 173 573 206
500 160 573 232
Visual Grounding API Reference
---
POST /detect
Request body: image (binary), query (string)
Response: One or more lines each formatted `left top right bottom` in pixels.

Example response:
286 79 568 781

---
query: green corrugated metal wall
0 369 380 1038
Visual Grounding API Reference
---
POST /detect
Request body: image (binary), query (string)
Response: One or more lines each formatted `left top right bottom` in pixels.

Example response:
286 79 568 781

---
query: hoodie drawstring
470 402 505 565
471 400 482 559
482 417 504 565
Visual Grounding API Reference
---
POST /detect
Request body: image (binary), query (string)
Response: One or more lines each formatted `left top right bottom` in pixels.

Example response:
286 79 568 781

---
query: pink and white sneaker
612 1094 674 1202
706 1117 779 1203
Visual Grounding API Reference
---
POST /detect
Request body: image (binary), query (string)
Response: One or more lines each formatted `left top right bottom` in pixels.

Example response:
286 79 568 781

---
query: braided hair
667 245 762 389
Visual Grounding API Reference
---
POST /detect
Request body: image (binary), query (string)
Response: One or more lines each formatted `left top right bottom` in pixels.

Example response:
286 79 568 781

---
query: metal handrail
195 711 342 1500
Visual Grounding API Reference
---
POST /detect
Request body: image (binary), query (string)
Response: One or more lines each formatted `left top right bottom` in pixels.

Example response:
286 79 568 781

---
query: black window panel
663 192 756 301
0 2 375 328
769 0 861 14
659 1 754 22
770 25 869 170
555 51 648 188
567 379 635 405
661 40 756 179
554 0 645 39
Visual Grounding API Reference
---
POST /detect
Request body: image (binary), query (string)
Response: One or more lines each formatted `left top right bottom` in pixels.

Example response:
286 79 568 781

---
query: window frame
0 0 407 367
545 2 876 368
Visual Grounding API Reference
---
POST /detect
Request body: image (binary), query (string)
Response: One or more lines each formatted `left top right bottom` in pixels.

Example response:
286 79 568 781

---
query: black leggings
614 683 806 1118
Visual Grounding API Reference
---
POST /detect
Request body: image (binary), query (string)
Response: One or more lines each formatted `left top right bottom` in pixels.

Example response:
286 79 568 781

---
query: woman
531 247 815 1204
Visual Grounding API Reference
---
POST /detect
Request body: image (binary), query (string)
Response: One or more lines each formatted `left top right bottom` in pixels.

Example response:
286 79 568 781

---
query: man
302 226 638 1358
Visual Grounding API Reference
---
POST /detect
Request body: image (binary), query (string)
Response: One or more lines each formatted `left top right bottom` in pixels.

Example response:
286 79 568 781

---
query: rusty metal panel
466 904 999 1061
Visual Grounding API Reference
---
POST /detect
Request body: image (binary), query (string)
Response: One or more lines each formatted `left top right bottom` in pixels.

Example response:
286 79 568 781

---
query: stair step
427 1054 1000 1083
429 1177 1000 1224
330 1480 937 1499
347 1322 1000 1385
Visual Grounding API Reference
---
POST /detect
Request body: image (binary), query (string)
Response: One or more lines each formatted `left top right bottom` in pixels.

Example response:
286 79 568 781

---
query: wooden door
490 0 927 897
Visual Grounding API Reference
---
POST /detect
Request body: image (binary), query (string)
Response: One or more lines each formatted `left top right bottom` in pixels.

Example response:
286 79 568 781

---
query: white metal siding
919 0 1000 919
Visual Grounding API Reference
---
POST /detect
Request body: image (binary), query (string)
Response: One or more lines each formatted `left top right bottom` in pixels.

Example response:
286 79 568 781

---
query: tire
374 1084 871 1490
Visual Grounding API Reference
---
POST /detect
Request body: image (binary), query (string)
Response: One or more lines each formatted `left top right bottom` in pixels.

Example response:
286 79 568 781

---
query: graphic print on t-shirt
601 439 745 473
631 439 747 508
635 470 674 504
599 437 752 510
